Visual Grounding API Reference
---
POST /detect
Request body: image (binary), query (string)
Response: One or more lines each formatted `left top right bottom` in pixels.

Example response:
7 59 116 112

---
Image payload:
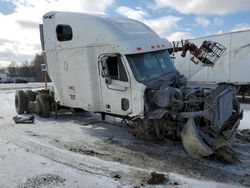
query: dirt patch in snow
61 143 124 162
236 129 250 143
18 174 65 188
146 172 168 185
56 136 246 185
68 146 109 157
24 131 49 139
206 146 238 164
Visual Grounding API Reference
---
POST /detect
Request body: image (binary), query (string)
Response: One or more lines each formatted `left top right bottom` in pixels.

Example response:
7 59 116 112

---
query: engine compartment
133 72 243 158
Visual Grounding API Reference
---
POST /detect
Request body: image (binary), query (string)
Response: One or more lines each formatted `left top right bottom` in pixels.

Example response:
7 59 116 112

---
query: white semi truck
173 30 250 89
15 11 243 159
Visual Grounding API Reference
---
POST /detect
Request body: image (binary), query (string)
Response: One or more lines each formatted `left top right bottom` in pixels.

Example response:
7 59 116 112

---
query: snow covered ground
0 83 249 188
0 137 121 188
239 103 250 130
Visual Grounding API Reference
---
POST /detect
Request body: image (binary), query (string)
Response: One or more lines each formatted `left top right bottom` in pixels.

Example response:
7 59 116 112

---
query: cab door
99 54 132 116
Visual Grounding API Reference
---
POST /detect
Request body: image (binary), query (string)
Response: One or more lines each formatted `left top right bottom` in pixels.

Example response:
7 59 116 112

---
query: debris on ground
169 180 179 185
13 116 34 124
147 172 167 185
111 173 121 180
18 174 65 188
113 174 121 179
68 147 108 157
173 181 179 185
207 146 238 164
236 129 250 143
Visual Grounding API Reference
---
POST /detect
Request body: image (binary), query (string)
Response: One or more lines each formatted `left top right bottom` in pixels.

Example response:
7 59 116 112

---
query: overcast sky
0 0 250 66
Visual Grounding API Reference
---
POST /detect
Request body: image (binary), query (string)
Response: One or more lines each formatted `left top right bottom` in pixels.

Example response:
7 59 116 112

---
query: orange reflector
136 47 142 51
151 45 155 49
162 44 165 47
156 45 160 48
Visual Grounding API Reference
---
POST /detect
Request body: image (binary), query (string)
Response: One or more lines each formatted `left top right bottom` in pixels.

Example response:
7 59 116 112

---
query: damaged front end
133 73 243 158
179 84 243 158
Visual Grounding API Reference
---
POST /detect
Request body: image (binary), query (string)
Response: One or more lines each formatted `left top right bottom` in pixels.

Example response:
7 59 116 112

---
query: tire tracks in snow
0 125 150 186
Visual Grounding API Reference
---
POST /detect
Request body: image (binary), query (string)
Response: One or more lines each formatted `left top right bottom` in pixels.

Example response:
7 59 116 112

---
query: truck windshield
126 50 176 83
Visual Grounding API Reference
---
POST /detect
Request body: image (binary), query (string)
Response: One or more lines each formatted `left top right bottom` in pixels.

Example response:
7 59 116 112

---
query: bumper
180 111 242 158
181 118 213 158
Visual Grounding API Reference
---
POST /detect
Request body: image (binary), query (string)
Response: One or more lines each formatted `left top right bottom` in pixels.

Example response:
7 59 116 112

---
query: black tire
25 90 35 101
73 108 85 112
25 90 35 113
15 90 27 114
35 94 50 117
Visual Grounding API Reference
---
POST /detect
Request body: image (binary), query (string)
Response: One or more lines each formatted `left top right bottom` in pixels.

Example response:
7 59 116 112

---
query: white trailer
173 30 250 87
14 12 243 159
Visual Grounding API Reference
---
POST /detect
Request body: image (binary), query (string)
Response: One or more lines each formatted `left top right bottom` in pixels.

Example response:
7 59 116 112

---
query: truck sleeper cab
15 11 243 160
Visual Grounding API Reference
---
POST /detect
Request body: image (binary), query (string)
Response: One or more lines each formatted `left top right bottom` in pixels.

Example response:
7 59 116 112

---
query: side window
106 56 128 82
56 25 73 41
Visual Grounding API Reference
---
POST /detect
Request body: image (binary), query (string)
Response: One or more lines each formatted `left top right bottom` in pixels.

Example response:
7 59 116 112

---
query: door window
106 56 128 82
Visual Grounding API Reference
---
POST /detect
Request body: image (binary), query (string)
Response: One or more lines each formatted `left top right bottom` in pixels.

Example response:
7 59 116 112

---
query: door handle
107 84 127 92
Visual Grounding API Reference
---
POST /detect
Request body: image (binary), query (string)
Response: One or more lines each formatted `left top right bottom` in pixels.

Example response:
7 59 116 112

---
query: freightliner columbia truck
15 11 243 159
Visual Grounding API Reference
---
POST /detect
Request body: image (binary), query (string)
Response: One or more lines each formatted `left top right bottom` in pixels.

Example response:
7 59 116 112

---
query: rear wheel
25 90 35 113
15 90 27 114
35 94 50 117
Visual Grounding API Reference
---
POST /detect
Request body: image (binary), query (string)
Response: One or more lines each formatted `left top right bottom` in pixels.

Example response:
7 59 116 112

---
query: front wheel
15 90 27 114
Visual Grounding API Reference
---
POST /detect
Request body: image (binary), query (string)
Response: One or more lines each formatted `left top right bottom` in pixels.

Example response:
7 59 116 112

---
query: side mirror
105 77 112 85
101 57 109 77
100 57 112 85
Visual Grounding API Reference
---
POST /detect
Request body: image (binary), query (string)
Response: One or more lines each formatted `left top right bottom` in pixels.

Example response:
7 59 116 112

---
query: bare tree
30 53 50 82
4 53 51 82
7 61 18 77
0 65 5 74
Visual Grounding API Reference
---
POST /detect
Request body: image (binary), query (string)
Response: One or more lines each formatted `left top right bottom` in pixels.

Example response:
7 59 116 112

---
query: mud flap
181 118 213 158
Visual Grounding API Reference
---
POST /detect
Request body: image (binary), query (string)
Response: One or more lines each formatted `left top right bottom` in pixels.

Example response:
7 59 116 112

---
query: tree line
0 54 51 82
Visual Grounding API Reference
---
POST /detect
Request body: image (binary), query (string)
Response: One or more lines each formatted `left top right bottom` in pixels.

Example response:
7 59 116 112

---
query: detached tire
25 90 35 113
15 90 27 114
35 94 50 117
